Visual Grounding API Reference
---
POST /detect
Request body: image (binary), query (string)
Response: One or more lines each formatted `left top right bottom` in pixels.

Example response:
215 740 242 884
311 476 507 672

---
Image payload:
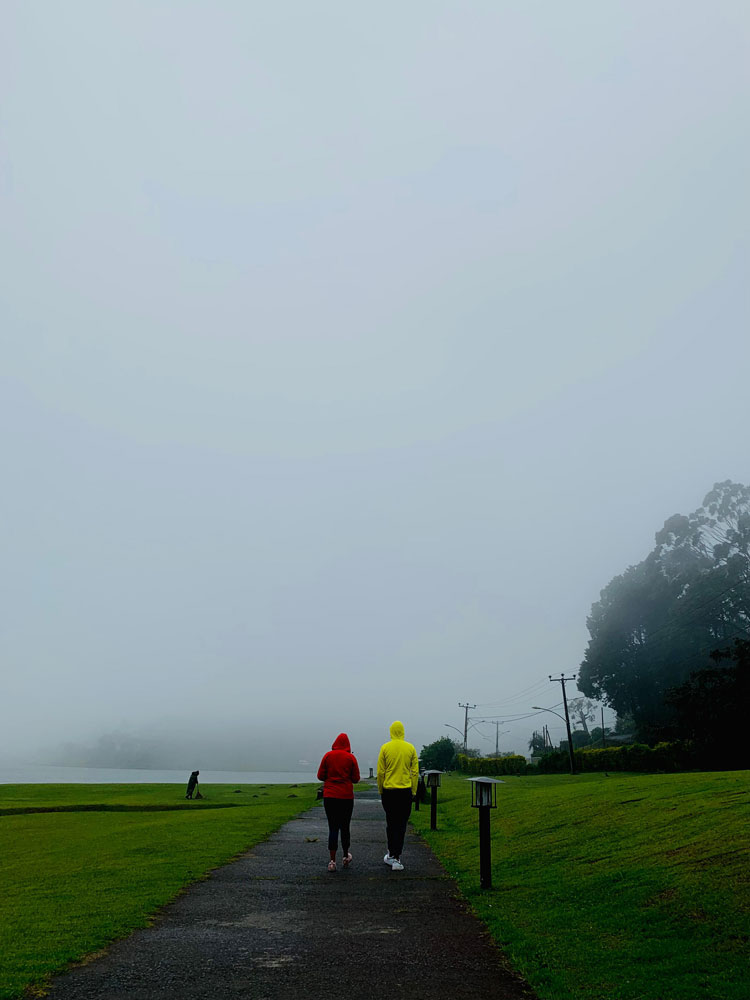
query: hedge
535 740 700 774
457 753 528 775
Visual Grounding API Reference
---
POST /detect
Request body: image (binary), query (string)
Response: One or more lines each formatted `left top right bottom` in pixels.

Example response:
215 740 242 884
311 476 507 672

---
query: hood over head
389 720 405 740
332 733 351 752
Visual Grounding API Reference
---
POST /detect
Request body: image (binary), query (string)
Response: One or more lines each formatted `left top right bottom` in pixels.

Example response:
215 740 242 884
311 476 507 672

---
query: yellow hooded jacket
377 720 419 795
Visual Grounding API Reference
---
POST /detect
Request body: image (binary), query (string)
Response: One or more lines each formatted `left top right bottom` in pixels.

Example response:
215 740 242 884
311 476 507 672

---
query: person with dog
185 770 200 799
317 733 360 872
377 720 419 871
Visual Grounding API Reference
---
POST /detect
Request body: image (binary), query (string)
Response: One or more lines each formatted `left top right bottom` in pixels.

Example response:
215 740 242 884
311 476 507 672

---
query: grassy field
0 782 316 999
411 770 750 1000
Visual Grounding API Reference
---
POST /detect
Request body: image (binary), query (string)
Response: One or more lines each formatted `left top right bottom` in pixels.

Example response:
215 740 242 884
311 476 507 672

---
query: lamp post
423 770 442 830
467 777 504 889
532 706 576 775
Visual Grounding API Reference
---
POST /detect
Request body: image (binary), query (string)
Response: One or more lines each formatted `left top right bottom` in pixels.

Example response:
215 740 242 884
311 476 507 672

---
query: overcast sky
2 2 749 769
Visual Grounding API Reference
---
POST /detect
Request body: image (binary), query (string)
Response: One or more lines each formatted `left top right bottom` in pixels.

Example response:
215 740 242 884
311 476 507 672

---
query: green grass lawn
411 770 750 1000
0 783 316 999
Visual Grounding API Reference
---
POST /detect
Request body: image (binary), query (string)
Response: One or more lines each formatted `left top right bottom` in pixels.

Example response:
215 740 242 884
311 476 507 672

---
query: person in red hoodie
317 733 360 872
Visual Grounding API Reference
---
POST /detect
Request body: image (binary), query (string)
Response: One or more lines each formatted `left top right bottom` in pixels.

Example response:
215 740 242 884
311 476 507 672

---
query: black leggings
323 797 354 853
381 787 412 859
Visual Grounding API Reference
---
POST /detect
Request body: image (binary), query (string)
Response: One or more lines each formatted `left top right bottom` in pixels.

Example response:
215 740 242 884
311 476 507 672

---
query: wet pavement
45 787 537 1000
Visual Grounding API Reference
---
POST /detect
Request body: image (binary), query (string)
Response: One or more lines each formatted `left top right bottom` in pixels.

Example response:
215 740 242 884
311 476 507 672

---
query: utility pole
601 707 606 748
488 721 510 755
474 719 509 757
458 702 476 751
549 674 577 774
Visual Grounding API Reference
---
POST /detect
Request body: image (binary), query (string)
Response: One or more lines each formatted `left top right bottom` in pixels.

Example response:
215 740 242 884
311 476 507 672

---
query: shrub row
457 753 528 775
535 740 700 773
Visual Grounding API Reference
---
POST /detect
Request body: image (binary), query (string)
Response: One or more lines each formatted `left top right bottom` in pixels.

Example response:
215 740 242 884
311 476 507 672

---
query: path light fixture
423 770 442 830
467 776 504 889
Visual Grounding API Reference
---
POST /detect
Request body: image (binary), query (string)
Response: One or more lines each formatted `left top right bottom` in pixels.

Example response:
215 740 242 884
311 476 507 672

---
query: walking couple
316 720 419 873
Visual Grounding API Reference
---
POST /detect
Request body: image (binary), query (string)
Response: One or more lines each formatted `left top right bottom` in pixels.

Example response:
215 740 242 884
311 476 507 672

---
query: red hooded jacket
317 733 360 800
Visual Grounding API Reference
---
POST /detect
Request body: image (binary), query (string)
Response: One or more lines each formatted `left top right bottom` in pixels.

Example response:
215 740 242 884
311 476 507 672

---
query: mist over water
3 3 748 768
0 765 316 785
27 722 380 775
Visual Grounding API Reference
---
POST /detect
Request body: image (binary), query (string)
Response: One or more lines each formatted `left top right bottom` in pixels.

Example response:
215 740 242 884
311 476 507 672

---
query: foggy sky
2 2 749 769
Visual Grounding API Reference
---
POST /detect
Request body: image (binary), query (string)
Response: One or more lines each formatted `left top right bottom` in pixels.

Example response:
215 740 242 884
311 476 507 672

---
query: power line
475 677 550 708
472 705 563 723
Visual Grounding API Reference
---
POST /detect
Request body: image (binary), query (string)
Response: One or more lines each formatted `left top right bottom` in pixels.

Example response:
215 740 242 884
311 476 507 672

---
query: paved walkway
46 789 537 1000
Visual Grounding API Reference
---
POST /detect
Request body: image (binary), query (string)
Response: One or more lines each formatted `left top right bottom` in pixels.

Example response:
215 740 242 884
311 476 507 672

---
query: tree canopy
419 736 461 771
578 481 750 740
662 638 750 765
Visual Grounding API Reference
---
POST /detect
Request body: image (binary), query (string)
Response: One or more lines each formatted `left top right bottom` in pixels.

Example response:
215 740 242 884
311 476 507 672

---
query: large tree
566 697 598 736
578 481 750 740
663 638 750 766
419 737 461 771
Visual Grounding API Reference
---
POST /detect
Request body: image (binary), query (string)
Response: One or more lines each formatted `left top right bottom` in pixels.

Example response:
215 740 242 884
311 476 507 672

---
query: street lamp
466 777 504 889
423 770 442 829
532 706 576 775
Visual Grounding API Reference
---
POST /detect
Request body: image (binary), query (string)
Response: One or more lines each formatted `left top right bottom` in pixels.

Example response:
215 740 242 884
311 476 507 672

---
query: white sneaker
384 853 396 866
390 858 405 871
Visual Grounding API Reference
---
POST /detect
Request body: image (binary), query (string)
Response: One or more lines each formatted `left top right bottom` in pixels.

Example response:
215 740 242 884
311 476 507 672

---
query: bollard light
423 770 443 830
469 775 498 809
466 777 504 889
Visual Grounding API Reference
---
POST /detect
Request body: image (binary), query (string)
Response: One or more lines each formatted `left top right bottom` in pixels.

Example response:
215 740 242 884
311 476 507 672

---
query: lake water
0 765 317 785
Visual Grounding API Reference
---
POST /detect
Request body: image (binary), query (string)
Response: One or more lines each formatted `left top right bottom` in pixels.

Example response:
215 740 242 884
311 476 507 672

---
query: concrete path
45 789 537 1000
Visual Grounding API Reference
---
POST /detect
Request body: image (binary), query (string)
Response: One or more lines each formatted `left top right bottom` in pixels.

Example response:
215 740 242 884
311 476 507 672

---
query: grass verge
411 770 750 1000
0 782 315 998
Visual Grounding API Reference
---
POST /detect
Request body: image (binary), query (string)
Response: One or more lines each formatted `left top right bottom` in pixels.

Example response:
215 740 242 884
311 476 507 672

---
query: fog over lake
0 766 317 786
3 3 748 771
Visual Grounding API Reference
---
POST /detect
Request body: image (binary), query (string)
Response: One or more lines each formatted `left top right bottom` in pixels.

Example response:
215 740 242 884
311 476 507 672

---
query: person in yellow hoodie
377 720 419 871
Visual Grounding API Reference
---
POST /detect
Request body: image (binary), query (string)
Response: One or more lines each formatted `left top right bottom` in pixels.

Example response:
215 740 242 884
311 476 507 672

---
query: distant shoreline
0 765 316 785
